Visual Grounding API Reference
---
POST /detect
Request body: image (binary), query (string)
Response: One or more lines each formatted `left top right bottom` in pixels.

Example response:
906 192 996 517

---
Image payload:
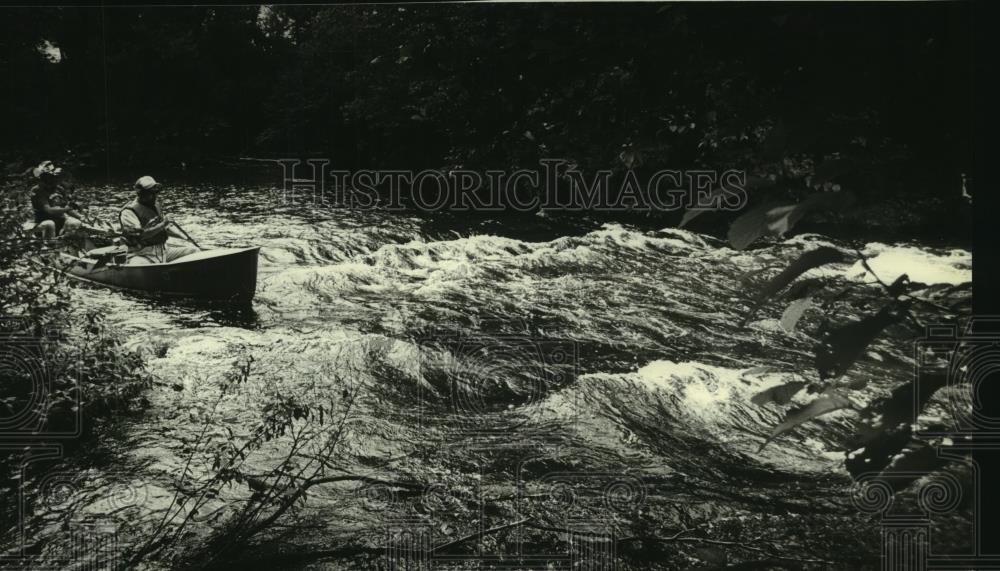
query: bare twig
433 518 533 553
852 247 952 313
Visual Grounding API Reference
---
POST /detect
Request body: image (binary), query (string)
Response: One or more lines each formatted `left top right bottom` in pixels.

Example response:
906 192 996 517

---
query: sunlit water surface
18 183 973 569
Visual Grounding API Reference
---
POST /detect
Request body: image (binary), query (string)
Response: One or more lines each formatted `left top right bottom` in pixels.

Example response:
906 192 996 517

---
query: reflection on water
21 182 973 568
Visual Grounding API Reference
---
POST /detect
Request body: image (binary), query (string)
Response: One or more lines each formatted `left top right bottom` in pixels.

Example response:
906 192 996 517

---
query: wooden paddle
170 220 204 250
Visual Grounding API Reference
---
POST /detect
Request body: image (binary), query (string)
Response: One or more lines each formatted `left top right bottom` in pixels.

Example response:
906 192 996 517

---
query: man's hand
149 216 171 229
136 216 171 245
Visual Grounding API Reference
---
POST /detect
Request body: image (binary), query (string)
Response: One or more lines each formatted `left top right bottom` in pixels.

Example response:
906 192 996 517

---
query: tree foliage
1 4 972 208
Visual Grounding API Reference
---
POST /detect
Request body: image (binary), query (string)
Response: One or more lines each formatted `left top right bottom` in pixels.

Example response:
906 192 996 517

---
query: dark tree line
1 4 973 204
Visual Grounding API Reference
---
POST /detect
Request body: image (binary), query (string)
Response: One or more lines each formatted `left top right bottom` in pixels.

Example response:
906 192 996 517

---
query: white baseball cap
134 175 162 192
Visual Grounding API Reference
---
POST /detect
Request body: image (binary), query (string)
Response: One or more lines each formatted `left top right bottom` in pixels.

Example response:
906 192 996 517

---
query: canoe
46 246 260 303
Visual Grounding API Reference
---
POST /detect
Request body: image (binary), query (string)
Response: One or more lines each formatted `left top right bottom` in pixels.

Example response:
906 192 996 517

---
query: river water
18 181 973 569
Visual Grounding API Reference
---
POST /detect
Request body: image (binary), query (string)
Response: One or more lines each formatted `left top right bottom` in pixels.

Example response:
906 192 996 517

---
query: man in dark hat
118 176 198 264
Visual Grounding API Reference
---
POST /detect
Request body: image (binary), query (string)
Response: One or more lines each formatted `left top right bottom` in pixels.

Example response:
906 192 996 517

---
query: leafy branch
704 184 966 487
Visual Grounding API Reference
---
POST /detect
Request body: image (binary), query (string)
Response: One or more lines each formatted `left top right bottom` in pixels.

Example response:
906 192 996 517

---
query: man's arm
152 201 185 240
39 202 73 217
58 189 85 220
120 209 168 244
45 206 73 216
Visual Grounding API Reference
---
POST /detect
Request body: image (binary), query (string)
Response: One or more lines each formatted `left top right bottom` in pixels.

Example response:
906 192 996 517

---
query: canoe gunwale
61 246 260 269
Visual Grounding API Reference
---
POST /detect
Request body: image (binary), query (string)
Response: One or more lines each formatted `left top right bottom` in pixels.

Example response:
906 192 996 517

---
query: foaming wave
534 360 849 473
259 224 722 311
848 243 971 285
749 237 971 287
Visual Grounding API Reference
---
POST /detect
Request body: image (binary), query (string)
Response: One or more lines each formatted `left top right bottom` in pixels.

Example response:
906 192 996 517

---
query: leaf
727 192 852 250
678 206 707 229
754 247 845 303
759 391 854 451
783 277 826 301
727 203 792 251
764 204 800 236
850 439 949 488
741 246 846 325
780 297 813 332
886 274 910 298
737 264 781 290
844 370 948 478
678 187 728 228
751 380 807 406
814 302 910 380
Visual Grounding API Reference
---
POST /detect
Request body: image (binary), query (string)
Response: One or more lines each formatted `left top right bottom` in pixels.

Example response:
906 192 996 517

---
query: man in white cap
29 160 82 238
118 176 198 264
